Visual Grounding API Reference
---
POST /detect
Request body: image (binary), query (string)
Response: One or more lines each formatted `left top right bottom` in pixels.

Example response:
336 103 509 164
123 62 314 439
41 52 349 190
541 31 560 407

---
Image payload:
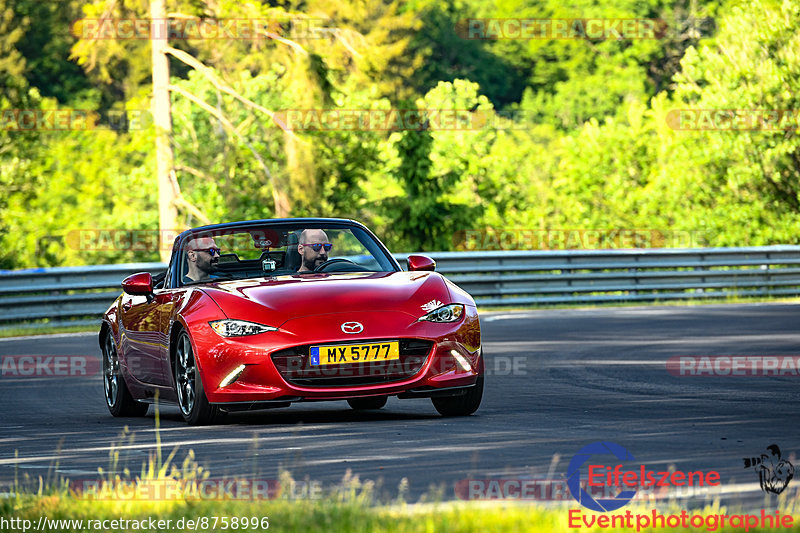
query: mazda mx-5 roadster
100 218 483 424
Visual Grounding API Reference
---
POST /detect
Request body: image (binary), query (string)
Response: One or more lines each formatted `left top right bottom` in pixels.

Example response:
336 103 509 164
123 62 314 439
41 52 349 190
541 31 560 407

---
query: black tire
431 375 484 416
347 396 388 410
174 330 222 425
102 332 149 417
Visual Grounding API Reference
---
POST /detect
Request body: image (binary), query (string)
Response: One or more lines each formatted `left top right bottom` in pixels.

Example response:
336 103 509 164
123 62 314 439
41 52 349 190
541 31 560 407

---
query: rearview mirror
407 255 436 272
122 272 154 296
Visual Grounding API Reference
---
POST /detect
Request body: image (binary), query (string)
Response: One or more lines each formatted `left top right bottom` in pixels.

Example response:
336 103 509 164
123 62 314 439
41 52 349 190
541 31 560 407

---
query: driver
297 229 332 272
183 235 221 283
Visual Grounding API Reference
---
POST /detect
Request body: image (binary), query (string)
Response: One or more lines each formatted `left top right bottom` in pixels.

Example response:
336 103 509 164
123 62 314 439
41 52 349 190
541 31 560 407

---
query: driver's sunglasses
191 247 221 256
302 243 333 252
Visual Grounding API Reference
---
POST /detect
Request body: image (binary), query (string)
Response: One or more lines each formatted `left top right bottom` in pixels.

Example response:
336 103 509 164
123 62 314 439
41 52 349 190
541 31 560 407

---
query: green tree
668 0 800 243
380 88 483 252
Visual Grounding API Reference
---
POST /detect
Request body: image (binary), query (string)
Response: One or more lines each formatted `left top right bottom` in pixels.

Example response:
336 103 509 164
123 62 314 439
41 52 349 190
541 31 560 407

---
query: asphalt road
1 303 799 510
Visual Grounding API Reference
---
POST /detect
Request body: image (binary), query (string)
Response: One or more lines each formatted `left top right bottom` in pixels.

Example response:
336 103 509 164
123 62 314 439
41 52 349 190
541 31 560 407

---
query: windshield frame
172 219 401 288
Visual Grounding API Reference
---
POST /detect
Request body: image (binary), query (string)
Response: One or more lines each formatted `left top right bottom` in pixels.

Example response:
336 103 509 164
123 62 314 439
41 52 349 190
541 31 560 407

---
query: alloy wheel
176 333 196 416
103 334 119 407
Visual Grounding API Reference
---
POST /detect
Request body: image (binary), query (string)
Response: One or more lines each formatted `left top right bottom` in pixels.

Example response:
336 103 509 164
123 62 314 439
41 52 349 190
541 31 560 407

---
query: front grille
270 339 433 387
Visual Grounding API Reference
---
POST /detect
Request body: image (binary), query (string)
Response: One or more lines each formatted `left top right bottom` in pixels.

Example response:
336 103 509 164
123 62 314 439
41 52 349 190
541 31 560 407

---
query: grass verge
3 494 800 532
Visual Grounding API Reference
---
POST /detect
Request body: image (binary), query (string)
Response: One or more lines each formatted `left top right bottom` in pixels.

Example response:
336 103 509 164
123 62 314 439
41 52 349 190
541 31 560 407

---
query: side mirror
122 272 154 296
407 254 436 272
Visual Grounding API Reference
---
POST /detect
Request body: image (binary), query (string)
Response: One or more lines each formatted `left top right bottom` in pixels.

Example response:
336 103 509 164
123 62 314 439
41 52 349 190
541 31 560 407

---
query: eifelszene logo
567 441 721 512
568 442 637 512
743 444 794 495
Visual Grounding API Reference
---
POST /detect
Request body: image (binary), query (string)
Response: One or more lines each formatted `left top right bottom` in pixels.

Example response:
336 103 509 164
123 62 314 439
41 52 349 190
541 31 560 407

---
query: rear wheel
347 396 388 410
103 332 148 417
175 331 222 425
432 375 484 416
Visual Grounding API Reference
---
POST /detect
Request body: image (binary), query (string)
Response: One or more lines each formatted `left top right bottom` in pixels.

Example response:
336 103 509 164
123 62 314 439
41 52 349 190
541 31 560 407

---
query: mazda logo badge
341 322 363 334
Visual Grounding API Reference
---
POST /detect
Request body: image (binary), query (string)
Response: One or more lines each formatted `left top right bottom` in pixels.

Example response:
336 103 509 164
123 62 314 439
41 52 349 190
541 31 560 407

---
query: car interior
176 227 376 286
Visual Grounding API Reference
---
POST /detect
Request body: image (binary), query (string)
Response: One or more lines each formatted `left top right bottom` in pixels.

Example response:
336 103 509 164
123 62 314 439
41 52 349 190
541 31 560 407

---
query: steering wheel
313 258 356 272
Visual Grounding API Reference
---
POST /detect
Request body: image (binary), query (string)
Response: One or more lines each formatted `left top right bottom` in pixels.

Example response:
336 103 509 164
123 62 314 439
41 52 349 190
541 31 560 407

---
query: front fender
99 295 123 349
166 288 227 393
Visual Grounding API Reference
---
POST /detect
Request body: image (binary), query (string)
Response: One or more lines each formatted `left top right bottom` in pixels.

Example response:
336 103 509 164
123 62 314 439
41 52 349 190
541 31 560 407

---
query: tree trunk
151 0 179 261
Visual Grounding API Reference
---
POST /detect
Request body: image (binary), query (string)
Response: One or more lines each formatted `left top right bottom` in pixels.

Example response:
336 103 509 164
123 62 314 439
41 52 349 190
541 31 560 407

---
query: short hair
183 234 216 252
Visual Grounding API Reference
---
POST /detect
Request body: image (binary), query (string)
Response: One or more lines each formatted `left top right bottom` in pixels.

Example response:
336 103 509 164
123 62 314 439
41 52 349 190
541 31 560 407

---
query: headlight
418 304 464 323
209 319 278 337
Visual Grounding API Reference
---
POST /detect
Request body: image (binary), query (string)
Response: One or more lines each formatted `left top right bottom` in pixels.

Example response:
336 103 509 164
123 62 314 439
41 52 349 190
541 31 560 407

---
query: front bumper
187 308 482 404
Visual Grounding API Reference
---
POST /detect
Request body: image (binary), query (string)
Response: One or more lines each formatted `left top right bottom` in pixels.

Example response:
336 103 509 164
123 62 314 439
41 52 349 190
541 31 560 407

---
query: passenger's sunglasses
191 247 221 256
302 243 333 252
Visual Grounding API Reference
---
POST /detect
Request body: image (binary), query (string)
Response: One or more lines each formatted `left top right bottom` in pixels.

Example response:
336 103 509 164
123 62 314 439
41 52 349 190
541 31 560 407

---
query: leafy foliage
2 0 800 267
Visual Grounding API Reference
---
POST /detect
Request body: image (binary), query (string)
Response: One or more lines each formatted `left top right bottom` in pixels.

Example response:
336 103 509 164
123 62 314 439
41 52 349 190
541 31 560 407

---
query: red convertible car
100 218 483 424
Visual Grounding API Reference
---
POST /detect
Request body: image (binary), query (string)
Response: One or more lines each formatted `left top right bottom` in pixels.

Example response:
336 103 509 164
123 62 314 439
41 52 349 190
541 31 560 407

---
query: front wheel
103 332 148 417
431 375 484 417
174 331 222 425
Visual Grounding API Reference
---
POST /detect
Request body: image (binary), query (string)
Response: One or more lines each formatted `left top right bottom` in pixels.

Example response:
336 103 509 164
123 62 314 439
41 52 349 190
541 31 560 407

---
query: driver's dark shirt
182 273 219 285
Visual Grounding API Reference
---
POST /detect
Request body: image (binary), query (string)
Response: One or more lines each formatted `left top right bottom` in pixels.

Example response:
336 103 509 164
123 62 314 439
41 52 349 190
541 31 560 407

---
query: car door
119 289 171 386
150 250 183 388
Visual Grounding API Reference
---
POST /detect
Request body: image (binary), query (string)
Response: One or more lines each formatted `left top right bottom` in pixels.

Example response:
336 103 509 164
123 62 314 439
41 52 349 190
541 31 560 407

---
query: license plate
309 341 400 366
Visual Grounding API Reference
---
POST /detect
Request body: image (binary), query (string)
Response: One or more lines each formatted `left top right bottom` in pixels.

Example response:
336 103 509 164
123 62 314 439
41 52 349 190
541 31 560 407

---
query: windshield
177 223 397 286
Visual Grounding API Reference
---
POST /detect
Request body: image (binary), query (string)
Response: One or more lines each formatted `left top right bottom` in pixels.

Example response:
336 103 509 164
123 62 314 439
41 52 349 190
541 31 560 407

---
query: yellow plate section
309 341 400 366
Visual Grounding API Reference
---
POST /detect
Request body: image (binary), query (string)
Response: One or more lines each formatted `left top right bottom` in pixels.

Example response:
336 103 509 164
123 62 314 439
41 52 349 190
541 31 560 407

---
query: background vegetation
1 0 799 268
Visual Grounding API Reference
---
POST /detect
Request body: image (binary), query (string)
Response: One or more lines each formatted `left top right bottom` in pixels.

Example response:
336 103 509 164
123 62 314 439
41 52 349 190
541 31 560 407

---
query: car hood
200 271 451 326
